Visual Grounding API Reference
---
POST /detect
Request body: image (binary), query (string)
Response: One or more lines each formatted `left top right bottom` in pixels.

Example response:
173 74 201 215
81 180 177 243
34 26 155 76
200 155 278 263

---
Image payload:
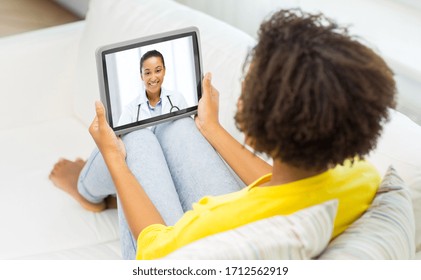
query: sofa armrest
0 22 84 130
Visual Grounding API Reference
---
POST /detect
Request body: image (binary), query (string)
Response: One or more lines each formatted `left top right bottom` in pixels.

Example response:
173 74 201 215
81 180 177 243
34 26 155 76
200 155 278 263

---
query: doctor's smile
142 56 165 96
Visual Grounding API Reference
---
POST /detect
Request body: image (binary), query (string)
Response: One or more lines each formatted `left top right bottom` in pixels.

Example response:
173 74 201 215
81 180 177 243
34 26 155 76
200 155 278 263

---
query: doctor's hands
89 101 126 162
195 73 222 139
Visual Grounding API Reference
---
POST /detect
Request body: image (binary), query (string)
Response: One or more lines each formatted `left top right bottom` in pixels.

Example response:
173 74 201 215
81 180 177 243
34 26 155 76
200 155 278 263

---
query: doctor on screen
118 50 187 126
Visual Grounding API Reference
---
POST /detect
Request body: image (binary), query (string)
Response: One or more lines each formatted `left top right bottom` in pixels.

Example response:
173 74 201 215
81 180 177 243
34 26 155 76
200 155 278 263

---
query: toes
75 158 85 164
49 158 69 179
49 166 58 179
48 170 56 182
52 162 61 171
53 158 66 168
75 158 86 168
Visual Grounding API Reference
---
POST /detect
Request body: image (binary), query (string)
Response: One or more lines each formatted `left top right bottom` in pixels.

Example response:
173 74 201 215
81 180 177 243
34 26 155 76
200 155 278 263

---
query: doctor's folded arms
117 50 187 127
49 9 396 260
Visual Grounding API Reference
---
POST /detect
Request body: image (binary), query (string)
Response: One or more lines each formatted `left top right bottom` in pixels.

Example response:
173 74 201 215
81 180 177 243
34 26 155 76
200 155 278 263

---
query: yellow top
136 159 380 260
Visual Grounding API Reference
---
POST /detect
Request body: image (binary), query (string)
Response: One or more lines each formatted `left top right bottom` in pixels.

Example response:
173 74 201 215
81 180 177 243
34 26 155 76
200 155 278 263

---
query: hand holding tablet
96 27 203 135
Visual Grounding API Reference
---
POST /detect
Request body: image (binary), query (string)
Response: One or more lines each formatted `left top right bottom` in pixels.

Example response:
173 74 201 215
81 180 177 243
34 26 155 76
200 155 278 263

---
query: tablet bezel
96 27 203 135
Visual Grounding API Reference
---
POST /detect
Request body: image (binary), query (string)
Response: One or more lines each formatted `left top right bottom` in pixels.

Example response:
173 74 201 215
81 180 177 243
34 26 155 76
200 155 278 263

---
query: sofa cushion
164 200 337 259
75 0 255 144
318 166 415 259
367 110 421 251
0 117 119 259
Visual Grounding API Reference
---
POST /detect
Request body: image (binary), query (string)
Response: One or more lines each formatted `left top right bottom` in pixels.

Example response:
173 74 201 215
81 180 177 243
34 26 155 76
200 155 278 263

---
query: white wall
176 0 421 125
176 0 299 38
397 0 421 10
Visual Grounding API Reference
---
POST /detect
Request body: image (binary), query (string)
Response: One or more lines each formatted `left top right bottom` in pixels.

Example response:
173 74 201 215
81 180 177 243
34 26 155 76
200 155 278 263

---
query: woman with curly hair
49 9 396 260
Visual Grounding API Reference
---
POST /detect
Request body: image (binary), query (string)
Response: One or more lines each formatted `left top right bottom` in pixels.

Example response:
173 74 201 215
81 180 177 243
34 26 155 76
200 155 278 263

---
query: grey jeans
77 117 244 259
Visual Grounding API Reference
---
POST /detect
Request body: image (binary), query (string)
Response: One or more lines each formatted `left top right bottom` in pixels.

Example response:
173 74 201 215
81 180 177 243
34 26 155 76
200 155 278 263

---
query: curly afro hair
235 9 396 171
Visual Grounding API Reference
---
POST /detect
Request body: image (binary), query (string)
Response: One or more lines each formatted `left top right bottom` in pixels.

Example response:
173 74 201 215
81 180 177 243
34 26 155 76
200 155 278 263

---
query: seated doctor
117 50 187 126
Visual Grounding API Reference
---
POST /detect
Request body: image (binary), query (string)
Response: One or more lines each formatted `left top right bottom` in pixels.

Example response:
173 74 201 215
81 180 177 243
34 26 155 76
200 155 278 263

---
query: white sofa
0 0 420 260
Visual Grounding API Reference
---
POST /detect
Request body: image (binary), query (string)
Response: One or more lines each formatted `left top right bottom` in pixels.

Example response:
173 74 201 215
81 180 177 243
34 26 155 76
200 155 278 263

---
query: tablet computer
96 27 203 135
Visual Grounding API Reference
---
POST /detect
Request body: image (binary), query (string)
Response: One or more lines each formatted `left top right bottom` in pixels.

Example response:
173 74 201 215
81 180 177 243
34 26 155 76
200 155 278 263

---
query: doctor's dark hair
139 50 165 74
235 9 396 171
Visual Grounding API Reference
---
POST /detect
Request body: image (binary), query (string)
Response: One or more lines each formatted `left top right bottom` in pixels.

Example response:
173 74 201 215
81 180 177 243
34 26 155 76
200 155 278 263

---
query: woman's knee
122 128 156 151
155 117 198 142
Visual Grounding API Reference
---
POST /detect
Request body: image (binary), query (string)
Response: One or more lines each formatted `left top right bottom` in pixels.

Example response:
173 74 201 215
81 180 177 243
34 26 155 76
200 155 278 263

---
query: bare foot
49 158 106 212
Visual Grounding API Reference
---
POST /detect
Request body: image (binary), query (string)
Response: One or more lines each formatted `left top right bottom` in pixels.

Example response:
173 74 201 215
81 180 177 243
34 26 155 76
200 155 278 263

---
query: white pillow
75 0 255 143
368 109 421 251
318 166 415 259
164 200 338 260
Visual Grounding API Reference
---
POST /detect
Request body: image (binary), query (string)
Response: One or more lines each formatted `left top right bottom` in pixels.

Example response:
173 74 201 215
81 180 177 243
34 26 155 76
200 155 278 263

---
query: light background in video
105 36 197 126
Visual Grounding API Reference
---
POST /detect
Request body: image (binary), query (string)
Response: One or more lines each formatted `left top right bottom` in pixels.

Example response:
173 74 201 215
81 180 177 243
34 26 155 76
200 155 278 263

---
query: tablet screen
96 27 202 135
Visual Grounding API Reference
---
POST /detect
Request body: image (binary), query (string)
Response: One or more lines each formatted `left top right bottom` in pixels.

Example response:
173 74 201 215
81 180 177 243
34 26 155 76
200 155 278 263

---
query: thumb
95 101 107 125
202 72 212 97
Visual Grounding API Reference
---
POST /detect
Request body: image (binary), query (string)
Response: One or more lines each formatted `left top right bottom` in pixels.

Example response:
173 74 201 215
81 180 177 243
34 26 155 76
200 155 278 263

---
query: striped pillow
164 200 338 260
318 166 416 259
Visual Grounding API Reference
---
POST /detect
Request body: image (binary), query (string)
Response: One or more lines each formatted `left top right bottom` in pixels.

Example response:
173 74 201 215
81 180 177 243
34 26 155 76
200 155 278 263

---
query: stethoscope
136 95 180 122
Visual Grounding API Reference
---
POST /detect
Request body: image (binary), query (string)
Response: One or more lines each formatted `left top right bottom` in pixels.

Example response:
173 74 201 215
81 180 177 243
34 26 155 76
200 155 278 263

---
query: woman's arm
195 73 272 185
89 101 165 238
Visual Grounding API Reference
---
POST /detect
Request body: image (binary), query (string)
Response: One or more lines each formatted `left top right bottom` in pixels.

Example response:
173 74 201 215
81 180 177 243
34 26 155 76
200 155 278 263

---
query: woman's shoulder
340 158 379 174
331 158 381 187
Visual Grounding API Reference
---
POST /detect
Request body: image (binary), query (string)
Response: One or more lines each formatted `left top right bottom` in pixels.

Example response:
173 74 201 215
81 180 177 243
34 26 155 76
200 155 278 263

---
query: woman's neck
146 90 161 106
261 159 327 187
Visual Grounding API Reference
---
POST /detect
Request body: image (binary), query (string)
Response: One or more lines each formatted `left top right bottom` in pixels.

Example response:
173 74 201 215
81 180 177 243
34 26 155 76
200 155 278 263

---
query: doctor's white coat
117 88 187 126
